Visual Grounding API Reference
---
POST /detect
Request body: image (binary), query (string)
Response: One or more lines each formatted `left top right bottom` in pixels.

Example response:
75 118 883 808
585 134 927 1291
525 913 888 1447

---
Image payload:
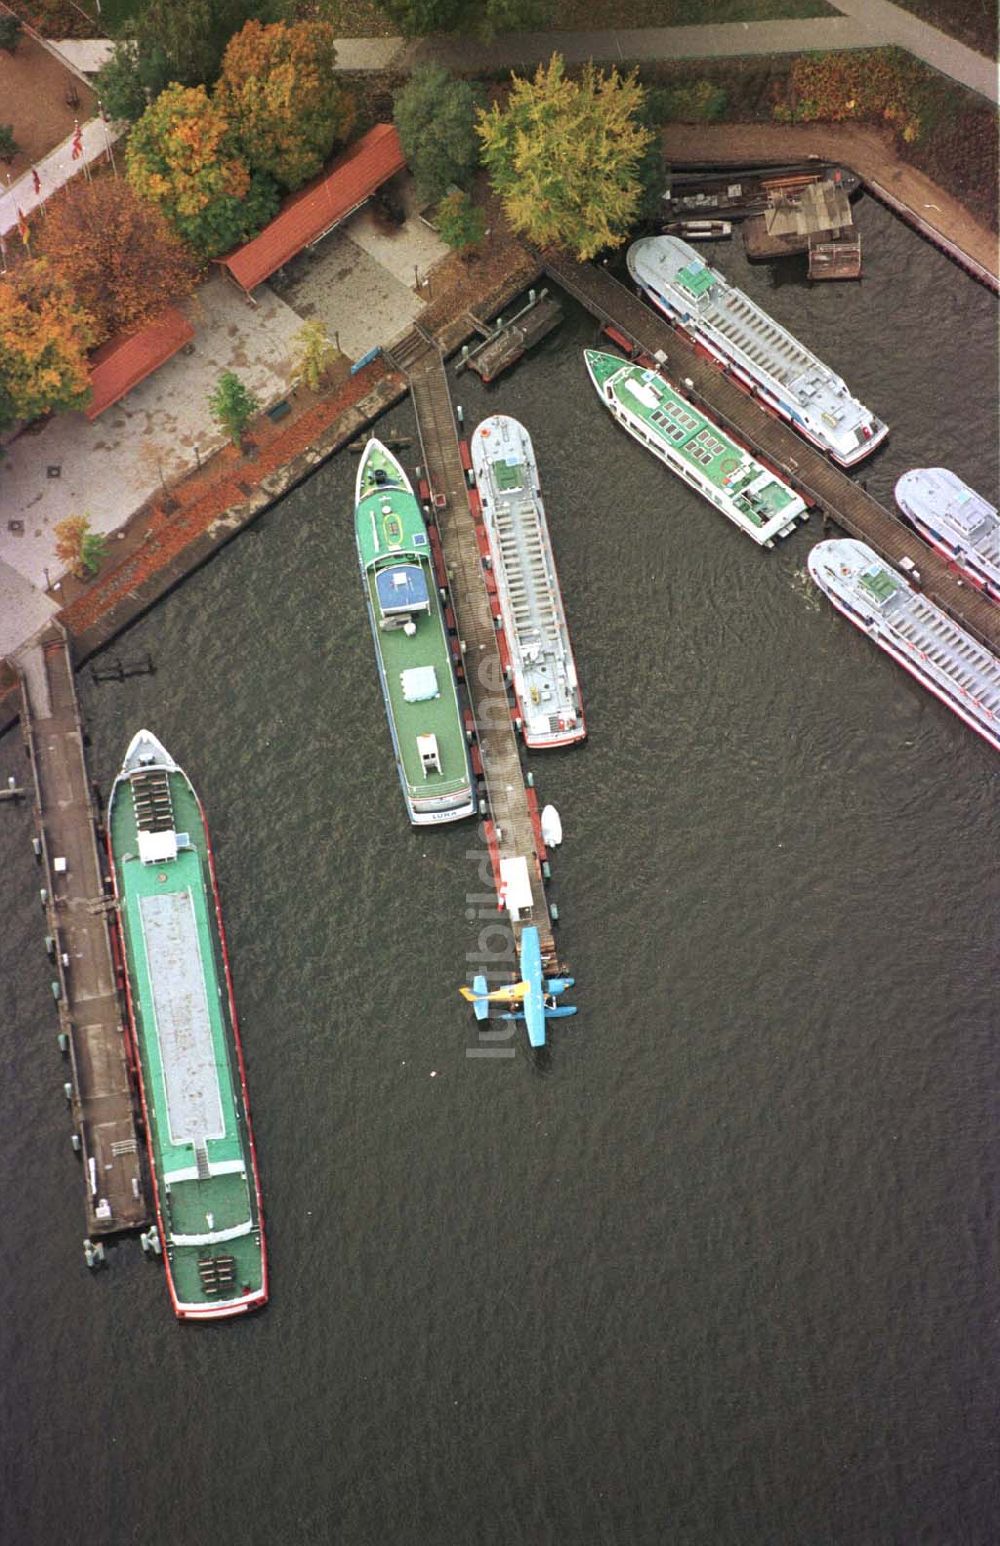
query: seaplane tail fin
459 981 530 1003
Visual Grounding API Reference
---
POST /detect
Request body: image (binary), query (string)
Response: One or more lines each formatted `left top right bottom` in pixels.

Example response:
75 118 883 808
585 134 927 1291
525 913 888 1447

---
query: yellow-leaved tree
0 260 93 429
476 55 652 261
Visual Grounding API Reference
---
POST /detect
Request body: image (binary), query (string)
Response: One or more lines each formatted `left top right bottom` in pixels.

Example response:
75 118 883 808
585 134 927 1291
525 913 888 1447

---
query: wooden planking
543 251 1000 655
408 351 556 962
14 625 147 1237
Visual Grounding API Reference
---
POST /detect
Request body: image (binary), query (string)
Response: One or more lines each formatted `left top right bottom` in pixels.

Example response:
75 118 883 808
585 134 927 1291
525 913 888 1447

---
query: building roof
219 124 406 294
85 307 194 420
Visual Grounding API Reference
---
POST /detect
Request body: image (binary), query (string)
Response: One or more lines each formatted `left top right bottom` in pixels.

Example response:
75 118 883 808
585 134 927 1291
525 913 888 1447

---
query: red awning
85 307 194 420
219 123 406 294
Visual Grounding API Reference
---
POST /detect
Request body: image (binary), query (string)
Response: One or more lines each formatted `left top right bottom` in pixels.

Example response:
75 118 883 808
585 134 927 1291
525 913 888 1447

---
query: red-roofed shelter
85 307 195 420
219 124 407 298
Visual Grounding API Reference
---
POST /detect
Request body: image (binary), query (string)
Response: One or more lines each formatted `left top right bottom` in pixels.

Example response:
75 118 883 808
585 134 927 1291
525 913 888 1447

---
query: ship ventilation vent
131 768 175 833
197 1254 236 1295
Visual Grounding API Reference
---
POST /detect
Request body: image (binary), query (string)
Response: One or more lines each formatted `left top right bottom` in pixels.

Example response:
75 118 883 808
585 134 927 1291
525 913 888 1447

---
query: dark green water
1 198 998 1544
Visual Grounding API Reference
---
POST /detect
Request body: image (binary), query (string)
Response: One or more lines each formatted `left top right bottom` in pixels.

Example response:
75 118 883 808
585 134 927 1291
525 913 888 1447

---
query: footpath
334 1 998 106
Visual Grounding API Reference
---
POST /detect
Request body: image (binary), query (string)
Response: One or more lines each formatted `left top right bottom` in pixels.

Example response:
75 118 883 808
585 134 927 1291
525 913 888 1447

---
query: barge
894 468 999 603
626 234 888 466
355 439 476 824
585 349 807 547
108 731 267 1319
470 414 585 748
808 540 1000 751
663 164 860 224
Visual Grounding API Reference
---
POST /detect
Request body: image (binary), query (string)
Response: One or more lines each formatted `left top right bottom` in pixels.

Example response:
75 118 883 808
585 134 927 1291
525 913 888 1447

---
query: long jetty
12 624 147 1243
543 251 1000 656
389 325 559 969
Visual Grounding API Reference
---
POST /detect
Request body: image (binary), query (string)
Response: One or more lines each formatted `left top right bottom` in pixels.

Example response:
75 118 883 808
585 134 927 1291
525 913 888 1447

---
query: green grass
884 0 997 58
332 0 837 38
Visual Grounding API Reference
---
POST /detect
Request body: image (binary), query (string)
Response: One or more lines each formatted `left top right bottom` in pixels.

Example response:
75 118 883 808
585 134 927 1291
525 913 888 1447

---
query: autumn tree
0 261 93 430
292 320 338 391
393 65 480 204
436 190 485 254
216 20 355 191
209 370 259 445
476 55 652 261
39 179 199 346
54 516 106 580
126 83 279 258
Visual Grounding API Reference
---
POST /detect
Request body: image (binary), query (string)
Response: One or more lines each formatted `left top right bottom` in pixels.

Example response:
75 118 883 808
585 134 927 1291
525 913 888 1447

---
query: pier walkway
394 330 557 966
543 252 1000 657
13 625 146 1239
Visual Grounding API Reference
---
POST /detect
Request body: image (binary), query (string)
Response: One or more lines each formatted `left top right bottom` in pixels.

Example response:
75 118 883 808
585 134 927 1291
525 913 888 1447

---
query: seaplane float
460 925 576 1048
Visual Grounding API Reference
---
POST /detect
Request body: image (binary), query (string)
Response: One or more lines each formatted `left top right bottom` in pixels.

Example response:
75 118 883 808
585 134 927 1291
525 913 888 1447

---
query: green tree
0 261 93 430
436 189 485 254
0 14 22 51
379 0 464 35
292 320 338 391
476 55 652 261
93 42 150 124
81 531 107 577
126 83 279 258
112 0 280 95
209 370 260 445
0 124 18 163
216 20 355 191
478 0 550 37
393 64 480 204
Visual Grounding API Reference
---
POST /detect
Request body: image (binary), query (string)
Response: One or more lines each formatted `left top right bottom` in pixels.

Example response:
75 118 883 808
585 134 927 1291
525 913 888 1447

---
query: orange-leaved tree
216 19 356 191
0 260 93 429
38 178 200 346
126 82 279 258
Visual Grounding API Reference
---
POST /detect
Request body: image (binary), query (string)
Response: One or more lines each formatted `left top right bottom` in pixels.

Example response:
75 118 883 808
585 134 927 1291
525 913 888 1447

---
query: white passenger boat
808 539 1000 751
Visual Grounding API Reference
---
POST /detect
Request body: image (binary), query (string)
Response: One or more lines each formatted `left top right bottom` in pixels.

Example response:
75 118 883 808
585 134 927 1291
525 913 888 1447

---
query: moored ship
807 540 1000 751
355 439 476 824
108 731 267 1319
626 235 888 466
894 468 999 602
471 415 584 748
585 349 807 548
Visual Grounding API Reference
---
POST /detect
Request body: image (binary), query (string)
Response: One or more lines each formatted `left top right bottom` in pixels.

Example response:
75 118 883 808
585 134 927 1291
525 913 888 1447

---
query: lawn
331 0 837 38
888 1 997 57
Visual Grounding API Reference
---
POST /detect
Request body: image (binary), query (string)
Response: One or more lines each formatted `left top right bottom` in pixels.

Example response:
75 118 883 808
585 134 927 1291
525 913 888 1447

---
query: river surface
1 197 998 1545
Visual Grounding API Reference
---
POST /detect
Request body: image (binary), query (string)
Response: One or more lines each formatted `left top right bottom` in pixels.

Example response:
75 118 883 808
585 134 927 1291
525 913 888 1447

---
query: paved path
334 1 998 105
0 116 123 238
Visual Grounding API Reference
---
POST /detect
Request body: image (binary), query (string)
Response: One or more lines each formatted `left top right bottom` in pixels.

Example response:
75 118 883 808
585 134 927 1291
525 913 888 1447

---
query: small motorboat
540 804 562 847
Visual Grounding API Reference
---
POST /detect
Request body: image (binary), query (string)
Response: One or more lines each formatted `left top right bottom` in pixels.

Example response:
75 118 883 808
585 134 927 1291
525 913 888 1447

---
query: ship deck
115 776 242 1175
589 350 803 542
362 564 471 799
473 421 581 741
112 769 263 1306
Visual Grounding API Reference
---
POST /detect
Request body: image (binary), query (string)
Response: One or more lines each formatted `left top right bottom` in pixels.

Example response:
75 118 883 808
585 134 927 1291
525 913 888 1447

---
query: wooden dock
12 624 147 1241
391 327 558 968
542 251 1000 656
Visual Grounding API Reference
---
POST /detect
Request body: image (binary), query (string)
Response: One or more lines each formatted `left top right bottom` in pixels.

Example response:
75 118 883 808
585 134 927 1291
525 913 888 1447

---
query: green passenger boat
354 439 476 825
108 731 267 1320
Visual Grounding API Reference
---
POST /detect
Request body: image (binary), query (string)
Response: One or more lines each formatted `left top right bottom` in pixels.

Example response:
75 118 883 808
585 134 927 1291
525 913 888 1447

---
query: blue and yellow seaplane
459 926 576 1048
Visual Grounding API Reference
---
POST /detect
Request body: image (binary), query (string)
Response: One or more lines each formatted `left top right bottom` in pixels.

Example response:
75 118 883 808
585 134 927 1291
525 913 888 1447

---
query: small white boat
541 804 562 847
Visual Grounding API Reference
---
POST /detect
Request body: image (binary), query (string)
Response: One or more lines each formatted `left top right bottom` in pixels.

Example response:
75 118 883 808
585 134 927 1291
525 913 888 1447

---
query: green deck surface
110 767 263 1309
355 444 472 807
859 566 900 605
587 350 799 529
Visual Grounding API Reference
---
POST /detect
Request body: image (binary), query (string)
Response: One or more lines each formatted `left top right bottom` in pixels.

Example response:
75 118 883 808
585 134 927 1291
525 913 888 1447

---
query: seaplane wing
459 981 529 1004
